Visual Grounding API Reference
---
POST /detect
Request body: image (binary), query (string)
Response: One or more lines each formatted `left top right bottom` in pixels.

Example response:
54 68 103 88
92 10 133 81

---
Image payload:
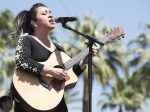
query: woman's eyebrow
44 10 51 13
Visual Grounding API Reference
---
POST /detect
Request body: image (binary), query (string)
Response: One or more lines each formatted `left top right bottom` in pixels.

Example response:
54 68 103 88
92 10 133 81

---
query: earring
33 21 37 27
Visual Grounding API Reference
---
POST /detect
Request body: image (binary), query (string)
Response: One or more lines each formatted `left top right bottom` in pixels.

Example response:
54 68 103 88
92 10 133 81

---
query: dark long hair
0 95 11 108
14 3 47 38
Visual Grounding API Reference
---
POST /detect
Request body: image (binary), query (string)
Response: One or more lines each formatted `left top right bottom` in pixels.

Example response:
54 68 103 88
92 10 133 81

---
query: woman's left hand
79 44 99 69
92 46 99 57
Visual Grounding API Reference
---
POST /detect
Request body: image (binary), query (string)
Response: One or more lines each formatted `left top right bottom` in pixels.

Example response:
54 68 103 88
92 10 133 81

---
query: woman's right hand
51 68 67 80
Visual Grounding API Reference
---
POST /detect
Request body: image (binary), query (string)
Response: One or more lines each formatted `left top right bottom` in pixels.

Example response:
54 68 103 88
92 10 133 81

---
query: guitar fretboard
63 36 110 70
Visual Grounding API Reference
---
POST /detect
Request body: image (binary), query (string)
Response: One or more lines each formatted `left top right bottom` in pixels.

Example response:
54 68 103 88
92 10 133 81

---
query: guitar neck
63 35 110 70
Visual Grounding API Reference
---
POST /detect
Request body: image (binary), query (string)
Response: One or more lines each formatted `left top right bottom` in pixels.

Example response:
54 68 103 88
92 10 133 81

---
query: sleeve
73 63 86 77
15 36 44 75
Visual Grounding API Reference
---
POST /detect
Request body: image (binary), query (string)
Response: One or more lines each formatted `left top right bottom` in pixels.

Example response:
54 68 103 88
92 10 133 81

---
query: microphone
54 17 77 23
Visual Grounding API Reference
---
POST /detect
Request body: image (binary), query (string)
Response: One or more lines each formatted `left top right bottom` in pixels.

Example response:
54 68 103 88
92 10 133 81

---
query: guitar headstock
107 27 125 40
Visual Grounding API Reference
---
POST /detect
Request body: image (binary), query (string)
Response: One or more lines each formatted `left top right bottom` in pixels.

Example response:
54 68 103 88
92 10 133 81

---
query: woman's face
35 6 55 31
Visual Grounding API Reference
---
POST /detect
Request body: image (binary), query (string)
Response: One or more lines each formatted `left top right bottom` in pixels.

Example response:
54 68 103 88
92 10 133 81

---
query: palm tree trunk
83 75 89 112
118 105 122 112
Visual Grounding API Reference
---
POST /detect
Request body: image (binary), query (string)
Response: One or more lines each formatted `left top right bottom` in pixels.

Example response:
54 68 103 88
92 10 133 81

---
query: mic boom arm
61 23 104 46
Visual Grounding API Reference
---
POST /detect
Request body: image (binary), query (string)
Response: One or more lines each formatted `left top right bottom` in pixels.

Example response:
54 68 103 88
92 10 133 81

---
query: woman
13 3 98 112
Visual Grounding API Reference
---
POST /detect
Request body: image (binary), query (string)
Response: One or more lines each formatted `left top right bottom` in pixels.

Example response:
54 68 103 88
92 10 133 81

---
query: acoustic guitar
10 27 124 112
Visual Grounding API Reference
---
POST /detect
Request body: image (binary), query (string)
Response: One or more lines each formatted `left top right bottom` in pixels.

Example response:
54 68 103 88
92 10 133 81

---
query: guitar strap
53 42 65 52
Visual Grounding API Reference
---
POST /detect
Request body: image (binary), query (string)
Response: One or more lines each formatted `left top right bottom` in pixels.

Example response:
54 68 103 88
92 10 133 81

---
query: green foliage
99 23 150 112
0 10 14 30
0 10 15 94
128 23 150 96
64 90 81 104
99 78 147 112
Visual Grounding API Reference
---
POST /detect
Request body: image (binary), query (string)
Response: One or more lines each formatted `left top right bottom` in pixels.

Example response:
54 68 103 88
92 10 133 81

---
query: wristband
49 67 53 74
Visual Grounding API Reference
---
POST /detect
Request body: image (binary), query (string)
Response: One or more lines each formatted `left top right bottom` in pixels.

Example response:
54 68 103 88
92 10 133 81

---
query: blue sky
1 0 150 112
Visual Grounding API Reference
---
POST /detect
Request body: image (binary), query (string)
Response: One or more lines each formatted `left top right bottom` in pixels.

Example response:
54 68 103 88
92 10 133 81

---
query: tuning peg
122 35 124 38
106 31 109 34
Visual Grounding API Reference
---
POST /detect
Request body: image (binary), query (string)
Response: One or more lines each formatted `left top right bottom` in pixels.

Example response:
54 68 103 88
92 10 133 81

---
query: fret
64 48 89 70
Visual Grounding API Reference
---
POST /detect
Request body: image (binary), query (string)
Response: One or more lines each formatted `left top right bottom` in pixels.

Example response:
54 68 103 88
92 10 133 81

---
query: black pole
88 40 93 112
61 23 104 112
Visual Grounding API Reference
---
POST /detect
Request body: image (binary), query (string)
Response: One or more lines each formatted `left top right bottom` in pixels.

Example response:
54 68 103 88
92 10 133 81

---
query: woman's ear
31 20 37 27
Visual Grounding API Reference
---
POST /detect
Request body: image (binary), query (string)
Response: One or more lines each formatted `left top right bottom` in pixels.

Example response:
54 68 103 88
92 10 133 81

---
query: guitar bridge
38 75 52 91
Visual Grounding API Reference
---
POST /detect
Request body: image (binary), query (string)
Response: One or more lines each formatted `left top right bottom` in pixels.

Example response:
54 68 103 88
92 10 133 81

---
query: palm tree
0 10 15 93
127 23 150 96
98 23 150 112
99 77 146 112
61 14 125 112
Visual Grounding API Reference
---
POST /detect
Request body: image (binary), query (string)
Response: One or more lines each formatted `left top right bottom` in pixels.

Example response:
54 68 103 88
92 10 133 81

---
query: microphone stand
61 22 104 112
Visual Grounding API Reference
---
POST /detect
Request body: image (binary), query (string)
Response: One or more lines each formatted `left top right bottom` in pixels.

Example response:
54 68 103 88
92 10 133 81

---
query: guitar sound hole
54 65 64 69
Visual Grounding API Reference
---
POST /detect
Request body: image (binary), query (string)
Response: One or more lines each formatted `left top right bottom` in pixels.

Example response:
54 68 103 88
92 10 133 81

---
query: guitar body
11 51 78 111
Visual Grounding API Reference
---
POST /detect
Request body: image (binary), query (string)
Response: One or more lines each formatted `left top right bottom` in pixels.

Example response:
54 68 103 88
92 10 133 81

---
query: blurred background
0 0 150 112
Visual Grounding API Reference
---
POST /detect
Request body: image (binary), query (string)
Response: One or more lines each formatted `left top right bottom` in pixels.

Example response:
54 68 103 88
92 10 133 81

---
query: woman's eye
42 13 46 15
